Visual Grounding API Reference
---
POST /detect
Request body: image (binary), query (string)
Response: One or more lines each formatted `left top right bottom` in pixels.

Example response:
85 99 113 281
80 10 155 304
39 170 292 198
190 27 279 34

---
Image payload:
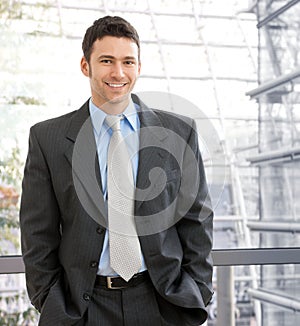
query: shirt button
90 261 98 268
96 227 104 234
83 293 91 301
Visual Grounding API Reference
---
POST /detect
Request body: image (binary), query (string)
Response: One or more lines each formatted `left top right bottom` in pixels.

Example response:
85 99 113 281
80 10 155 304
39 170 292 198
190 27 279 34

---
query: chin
109 94 130 104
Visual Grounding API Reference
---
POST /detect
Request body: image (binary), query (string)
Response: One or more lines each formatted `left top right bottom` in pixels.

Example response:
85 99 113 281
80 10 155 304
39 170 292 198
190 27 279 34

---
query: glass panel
0 273 38 325
253 1 300 250
258 1 300 80
211 264 300 325
3 1 298 254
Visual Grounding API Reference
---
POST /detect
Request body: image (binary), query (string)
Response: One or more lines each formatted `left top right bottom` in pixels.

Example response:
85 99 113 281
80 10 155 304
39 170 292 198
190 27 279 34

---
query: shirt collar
89 98 139 136
122 99 139 132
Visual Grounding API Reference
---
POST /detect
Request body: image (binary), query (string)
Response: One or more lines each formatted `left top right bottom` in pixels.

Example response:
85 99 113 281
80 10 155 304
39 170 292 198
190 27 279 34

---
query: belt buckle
106 276 126 290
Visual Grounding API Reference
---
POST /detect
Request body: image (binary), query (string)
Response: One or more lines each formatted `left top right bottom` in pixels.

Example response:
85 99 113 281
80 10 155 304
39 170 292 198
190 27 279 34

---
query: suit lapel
64 100 107 226
133 95 169 212
64 100 90 164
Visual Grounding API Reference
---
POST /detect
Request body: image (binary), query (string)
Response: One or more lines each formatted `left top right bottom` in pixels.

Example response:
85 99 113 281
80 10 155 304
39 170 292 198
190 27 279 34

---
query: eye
124 60 135 66
100 59 112 64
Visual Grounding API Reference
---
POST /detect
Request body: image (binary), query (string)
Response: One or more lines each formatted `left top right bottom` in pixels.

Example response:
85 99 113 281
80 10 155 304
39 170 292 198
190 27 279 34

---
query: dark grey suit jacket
20 94 213 325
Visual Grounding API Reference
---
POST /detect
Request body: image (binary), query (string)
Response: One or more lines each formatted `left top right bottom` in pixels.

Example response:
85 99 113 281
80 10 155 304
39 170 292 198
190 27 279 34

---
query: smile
105 82 127 88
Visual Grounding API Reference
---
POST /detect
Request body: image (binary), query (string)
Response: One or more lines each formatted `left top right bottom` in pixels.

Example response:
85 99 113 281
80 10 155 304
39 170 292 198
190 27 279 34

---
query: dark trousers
77 277 203 326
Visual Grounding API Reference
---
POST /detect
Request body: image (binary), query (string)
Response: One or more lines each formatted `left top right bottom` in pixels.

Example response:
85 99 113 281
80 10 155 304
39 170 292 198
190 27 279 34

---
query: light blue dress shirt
89 98 147 276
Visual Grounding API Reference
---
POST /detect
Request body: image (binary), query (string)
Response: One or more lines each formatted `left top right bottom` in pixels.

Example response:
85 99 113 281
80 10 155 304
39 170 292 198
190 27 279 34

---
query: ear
137 61 141 76
80 56 90 77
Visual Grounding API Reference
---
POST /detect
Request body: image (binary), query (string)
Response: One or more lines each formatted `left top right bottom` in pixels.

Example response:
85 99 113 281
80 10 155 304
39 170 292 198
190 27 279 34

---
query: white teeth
107 83 126 88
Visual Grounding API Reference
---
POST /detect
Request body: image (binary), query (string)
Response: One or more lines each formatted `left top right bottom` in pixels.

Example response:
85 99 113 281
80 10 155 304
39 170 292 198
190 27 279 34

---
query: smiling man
81 35 141 114
20 16 214 326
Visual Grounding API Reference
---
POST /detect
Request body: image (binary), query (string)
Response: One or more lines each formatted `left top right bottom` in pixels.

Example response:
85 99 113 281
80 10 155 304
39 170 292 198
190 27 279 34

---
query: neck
93 95 130 115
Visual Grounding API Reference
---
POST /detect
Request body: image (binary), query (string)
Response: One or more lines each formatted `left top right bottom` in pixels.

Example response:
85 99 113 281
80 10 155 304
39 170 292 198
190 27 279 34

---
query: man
20 16 213 326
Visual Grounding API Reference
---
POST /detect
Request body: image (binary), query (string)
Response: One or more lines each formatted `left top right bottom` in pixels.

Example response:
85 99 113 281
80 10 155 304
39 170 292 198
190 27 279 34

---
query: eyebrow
123 56 137 61
97 55 137 61
98 55 114 60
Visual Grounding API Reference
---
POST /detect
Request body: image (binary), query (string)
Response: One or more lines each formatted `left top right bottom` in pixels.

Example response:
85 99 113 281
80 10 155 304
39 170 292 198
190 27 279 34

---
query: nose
110 62 125 79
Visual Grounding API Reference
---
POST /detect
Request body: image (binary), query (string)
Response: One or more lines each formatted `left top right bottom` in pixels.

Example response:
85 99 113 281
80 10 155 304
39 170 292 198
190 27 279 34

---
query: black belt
95 271 149 290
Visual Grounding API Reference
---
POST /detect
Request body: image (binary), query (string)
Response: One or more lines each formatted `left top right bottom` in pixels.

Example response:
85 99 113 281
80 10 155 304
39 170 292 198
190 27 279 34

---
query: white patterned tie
106 115 142 281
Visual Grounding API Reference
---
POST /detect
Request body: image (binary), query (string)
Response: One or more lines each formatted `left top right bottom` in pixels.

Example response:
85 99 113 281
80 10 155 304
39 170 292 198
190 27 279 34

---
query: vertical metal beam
217 266 235 326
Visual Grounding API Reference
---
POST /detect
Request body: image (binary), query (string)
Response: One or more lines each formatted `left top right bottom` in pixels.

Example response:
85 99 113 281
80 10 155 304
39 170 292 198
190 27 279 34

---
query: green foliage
0 146 22 252
0 0 53 21
8 96 45 106
0 211 19 229
0 146 23 190
0 291 38 325
0 146 32 323
0 209 20 254
0 0 22 20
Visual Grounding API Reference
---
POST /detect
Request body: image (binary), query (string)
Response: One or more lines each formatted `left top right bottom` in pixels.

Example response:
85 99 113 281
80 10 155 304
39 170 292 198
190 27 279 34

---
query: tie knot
106 115 122 131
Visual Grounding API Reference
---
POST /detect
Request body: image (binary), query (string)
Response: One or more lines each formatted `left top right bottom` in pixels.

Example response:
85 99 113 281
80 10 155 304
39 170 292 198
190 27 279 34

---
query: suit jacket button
90 261 98 268
83 293 91 301
96 227 104 234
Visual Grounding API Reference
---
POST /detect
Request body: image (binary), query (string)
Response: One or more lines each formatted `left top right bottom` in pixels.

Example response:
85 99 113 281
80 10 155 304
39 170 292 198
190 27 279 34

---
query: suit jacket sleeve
20 126 62 312
176 119 214 306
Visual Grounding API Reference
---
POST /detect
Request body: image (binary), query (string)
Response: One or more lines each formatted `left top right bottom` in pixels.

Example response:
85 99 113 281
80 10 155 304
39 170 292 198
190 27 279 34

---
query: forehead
91 36 139 58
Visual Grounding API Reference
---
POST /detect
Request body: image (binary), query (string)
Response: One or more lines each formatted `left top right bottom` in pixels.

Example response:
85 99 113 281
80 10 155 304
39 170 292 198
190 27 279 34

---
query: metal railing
1 248 300 274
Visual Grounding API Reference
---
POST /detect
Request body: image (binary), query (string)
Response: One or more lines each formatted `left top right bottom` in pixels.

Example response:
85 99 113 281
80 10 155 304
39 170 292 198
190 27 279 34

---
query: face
81 36 141 112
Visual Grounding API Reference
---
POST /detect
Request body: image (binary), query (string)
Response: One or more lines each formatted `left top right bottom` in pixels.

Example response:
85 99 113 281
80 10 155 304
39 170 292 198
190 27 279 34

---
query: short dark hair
82 16 140 63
